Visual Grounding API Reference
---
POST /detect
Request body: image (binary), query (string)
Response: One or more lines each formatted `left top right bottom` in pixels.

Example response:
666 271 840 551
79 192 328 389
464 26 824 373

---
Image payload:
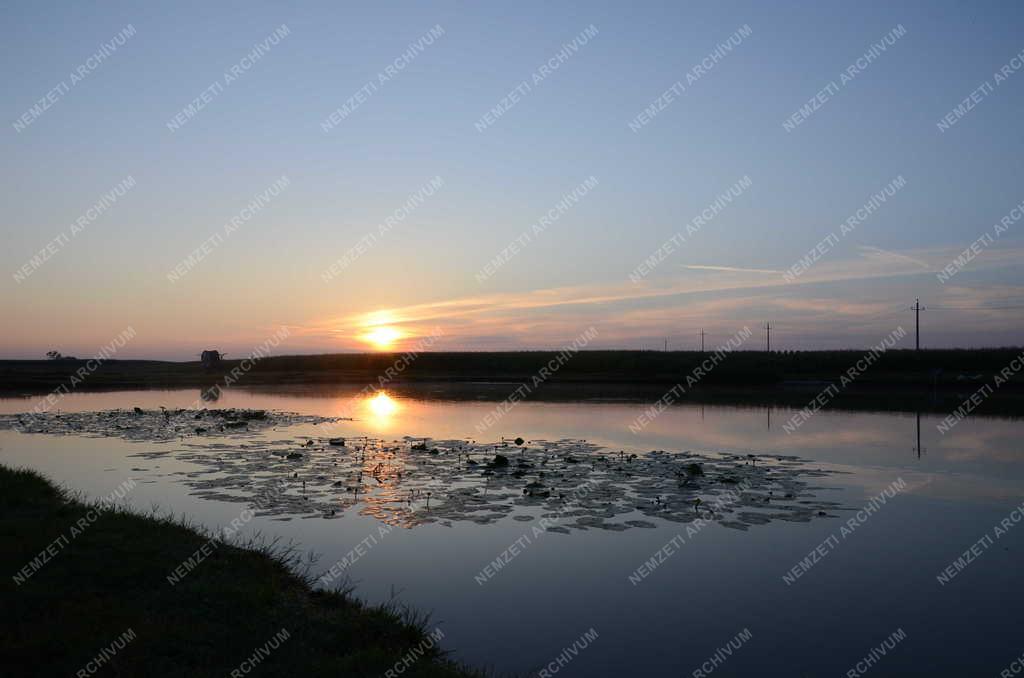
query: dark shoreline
2 348 1023 417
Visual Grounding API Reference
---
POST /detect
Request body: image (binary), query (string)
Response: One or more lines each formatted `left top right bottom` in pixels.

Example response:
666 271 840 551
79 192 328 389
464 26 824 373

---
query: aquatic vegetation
0 408 342 442
1 409 847 533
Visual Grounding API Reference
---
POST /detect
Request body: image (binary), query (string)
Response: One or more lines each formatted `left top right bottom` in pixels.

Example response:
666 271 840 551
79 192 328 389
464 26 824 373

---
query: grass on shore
0 465 482 677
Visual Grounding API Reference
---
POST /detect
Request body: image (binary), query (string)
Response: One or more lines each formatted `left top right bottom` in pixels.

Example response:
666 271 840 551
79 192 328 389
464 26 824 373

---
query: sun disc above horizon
360 325 405 351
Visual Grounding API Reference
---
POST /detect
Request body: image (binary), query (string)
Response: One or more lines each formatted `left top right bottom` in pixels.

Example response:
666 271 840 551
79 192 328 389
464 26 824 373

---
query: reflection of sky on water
7 386 1017 501
1 388 1022 676
3 387 1019 463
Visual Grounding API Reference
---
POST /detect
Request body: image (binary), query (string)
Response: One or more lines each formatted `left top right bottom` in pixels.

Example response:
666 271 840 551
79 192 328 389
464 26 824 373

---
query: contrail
683 264 782 274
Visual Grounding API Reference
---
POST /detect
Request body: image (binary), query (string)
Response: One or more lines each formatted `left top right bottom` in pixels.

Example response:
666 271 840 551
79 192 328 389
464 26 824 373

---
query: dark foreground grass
0 465 483 678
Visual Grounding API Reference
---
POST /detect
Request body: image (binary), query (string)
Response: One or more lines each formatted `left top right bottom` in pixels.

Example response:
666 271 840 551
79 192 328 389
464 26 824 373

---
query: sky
2 0 1023 359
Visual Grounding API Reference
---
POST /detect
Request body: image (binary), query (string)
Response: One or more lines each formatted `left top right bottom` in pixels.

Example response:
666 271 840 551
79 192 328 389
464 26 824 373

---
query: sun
361 325 403 350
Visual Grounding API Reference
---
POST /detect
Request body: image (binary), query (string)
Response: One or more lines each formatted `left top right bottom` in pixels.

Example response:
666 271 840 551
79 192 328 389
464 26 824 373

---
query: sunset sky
3 1 1023 359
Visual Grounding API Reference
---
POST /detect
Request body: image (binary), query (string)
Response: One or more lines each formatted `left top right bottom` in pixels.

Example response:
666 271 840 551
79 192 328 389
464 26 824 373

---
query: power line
928 305 1024 310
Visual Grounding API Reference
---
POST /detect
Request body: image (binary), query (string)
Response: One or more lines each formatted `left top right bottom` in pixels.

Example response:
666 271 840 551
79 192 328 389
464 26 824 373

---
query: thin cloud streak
294 244 1024 350
322 245 951 325
683 264 782 274
856 245 931 271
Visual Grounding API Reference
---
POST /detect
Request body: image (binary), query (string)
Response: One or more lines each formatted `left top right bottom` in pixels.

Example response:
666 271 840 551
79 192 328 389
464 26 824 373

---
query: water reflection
364 391 399 428
0 388 1021 677
1 387 1021 493
200 385 222 402
914 410 926 459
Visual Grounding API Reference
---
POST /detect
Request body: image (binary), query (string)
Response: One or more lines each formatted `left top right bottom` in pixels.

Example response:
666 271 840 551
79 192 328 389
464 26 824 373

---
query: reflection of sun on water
369 391 397 416
365 391 399 427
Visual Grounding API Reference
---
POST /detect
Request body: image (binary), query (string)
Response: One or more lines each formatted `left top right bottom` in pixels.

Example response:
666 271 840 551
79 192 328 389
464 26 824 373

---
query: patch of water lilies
0 407 343 441
2 408 847 532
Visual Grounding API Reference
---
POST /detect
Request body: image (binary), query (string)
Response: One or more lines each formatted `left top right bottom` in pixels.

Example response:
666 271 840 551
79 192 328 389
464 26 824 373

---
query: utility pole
912 298 925 350
699 329 705 353
664 337 668 352
765 321 772 352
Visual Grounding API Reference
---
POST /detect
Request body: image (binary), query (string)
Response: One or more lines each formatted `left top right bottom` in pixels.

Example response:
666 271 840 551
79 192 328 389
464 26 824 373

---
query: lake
1 385 1022 677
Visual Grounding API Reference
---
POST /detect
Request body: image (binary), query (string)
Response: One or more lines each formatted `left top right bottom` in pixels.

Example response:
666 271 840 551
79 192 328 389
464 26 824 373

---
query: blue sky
2 0 1023 358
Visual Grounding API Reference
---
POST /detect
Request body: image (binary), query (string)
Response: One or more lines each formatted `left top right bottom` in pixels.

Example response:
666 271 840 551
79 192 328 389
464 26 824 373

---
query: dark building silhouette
200 350 223 369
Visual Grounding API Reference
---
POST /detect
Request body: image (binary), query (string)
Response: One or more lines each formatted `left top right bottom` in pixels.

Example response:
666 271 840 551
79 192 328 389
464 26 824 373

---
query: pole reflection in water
914 410 926 459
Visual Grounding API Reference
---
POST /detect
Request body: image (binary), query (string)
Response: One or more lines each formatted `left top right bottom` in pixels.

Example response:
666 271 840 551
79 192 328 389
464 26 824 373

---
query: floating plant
1 409 848 533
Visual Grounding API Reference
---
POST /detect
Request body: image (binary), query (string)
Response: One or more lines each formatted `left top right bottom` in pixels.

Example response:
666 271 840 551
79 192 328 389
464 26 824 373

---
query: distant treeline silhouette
2 348 1022 393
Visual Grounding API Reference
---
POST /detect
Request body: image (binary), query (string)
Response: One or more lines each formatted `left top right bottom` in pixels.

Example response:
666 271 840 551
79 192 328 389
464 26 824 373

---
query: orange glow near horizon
360 325 404 351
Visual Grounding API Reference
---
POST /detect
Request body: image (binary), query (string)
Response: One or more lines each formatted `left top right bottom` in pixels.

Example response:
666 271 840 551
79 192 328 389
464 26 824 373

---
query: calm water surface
1 386 1022 677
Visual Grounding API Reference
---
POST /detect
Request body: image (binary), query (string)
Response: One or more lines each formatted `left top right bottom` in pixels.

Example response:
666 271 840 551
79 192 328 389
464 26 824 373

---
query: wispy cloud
770 298 895 316
856 245 931 271
683 264 782 274
295 244 1024 350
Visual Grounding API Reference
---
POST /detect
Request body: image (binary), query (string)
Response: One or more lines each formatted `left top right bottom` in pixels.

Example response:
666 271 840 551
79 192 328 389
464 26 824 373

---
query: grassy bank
0 465 480 677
